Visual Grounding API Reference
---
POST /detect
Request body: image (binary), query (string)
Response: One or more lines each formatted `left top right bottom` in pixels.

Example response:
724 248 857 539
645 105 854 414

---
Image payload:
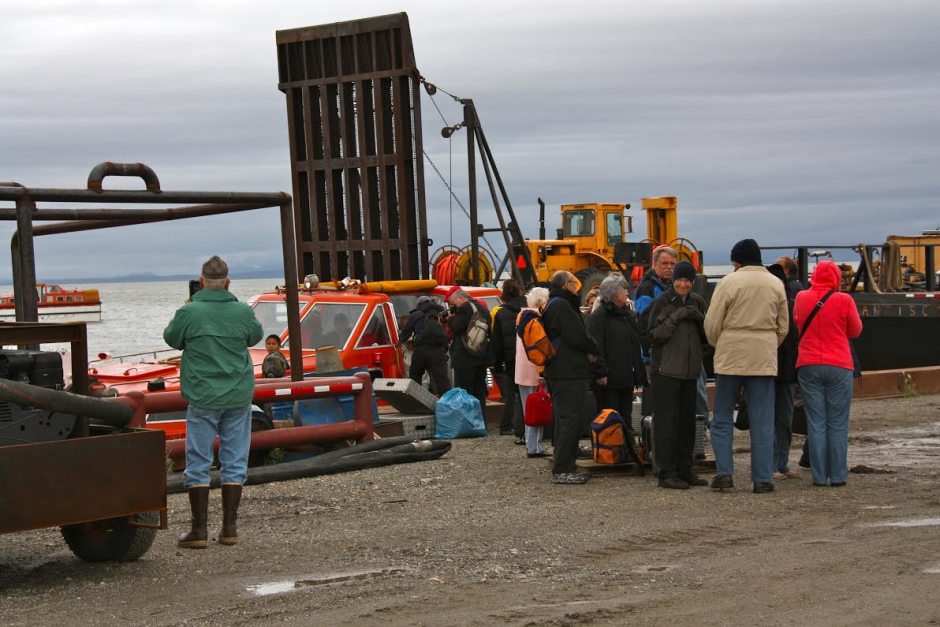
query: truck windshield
563 210 595 237
284 303 367 351
250 300 305 347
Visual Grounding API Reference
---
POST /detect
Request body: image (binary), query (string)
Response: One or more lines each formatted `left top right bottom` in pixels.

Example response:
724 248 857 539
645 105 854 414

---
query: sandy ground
2 394 940 626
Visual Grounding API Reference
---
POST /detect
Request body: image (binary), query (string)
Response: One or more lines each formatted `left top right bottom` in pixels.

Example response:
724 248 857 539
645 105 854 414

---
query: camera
188 279 202 298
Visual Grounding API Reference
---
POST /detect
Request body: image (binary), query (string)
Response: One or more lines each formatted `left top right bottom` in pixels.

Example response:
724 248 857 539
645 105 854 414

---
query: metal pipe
0 202 272 222
86 162 161 192
0 379 131 427
475 122 536 285
538 197 546 240
107 373 375 458
0 188 290 204
8 204 273 254
473 125 522 285
13 197 38 325
797 247 809 287
279 200 304 380
926 245 936 292
464 100 479 286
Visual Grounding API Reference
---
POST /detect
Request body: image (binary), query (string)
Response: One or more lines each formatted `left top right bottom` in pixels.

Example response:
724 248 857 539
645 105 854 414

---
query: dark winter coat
491 295 526 366
786 276 805 301
541 287 600 381
776 297 799 383
400 301 448 350
587 300 648 390
646 290 707 380
448 298 491 367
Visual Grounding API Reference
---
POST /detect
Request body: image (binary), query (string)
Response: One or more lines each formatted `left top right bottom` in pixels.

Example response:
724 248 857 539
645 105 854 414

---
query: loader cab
560 203 632 255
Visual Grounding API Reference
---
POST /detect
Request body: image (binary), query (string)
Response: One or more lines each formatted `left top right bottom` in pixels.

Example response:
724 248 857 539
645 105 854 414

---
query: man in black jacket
491 279 526 439
646 261 708 489
447 288 491 410
767 264 800 479
542 271 601 484
399 296 451 396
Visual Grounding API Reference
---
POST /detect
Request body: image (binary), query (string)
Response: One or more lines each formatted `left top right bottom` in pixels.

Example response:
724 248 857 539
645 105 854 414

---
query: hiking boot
551 472 590 485
658 476 690 490
219 483 242 546
710 474 734 492
178 486 209 549
499 428 514 435
753 482 775 494
830 481 846 487
681 474 709 487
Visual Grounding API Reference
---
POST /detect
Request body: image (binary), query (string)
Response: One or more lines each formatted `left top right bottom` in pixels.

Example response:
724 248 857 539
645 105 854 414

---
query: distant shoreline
19 272 284 285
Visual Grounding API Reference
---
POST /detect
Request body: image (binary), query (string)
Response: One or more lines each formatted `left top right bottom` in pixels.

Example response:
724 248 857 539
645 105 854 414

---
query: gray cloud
1 0 938 280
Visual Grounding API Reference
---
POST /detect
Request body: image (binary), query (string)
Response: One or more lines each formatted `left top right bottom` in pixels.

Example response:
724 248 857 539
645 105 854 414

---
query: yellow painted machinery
519 196 701 298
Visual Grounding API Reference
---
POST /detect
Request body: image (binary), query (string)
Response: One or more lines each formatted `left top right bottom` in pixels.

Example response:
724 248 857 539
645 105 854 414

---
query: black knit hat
730 239 762 266
673 261 696 282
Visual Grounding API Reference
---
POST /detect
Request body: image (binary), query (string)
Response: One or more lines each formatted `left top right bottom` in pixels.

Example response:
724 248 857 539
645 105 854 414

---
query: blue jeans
711 375 775 483
774 382 797 472
798 365 853 485
183 404 252 488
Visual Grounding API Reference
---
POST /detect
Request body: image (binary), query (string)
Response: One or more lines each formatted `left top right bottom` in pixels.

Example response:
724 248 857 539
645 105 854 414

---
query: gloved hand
671 306 691 322
684 305 704 321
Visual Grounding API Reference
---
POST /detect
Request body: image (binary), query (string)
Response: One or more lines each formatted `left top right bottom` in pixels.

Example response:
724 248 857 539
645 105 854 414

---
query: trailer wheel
576 267 609 305
60 512 159 562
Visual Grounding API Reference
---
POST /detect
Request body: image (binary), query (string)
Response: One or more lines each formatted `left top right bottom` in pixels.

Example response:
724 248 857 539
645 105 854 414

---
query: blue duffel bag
434 388 488 439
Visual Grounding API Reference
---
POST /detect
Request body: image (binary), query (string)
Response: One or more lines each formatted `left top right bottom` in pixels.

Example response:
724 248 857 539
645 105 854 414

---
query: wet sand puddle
863 518 940 528
246 566 410 597
854 421 940 470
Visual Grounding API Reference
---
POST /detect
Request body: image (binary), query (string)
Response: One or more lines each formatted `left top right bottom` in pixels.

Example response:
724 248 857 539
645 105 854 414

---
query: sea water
0 278 282 356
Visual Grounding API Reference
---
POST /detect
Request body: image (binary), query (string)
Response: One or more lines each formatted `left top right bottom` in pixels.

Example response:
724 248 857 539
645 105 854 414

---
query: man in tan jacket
704 239 788 494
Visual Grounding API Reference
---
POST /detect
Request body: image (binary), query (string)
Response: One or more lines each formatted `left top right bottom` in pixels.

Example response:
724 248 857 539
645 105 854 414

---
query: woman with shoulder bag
793 261 863 487
516 287 551 457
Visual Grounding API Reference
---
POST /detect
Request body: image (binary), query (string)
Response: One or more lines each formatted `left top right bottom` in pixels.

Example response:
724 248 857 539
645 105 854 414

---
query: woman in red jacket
793 261 863 487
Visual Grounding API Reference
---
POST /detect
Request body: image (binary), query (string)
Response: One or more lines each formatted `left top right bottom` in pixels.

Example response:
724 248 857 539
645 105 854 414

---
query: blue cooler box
294 367 380 426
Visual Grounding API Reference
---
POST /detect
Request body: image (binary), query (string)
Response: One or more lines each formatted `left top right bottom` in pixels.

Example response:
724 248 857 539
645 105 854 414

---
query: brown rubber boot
178 486 210 549
219 483 243 546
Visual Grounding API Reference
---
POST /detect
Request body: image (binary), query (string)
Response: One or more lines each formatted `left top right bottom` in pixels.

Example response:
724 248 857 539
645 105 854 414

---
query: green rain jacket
163 288 263 409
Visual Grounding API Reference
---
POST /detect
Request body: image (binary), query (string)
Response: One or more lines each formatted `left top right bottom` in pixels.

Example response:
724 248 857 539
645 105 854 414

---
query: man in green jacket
164 255 263 549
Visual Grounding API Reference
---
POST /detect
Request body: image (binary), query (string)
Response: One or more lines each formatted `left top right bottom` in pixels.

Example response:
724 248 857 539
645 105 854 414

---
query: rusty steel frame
276 12 429 283
0 321 166 535
0 162 305 379
0 429 167 534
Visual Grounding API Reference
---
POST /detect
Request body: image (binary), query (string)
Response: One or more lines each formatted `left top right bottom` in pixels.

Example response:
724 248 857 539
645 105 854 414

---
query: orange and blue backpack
515 299 560 368
591 409 633 465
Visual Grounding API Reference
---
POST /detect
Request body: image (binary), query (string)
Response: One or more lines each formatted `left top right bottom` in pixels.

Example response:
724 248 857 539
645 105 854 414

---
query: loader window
563 210 595 237
606 212 623 246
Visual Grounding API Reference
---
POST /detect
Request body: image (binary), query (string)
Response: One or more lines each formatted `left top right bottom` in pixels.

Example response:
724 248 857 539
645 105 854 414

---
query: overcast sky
1 0 938 281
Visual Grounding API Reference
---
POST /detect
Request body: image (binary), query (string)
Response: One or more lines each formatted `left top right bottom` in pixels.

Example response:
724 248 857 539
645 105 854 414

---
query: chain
422 148 497 252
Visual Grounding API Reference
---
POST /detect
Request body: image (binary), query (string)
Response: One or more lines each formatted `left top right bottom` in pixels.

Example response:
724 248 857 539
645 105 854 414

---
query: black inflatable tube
0 378 132 426
166 436 452 493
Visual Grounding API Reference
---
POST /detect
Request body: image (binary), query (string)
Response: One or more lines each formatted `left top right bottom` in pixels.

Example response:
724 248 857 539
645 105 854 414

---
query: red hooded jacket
793 261 863 371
